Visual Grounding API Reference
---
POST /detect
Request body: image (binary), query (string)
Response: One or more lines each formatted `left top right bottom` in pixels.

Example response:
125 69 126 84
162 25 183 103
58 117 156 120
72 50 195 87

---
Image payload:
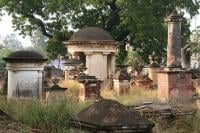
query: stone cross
166 10 182 68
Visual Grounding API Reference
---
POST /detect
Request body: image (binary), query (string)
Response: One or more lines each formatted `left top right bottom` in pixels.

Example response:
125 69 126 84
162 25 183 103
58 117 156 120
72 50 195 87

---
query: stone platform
157 69 195 102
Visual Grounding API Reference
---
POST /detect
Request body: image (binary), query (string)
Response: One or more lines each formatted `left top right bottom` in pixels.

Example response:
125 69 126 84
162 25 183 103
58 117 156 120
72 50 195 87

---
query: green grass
101 88 158 105
1 87 200 133
101 88 200 133
0 95 91 132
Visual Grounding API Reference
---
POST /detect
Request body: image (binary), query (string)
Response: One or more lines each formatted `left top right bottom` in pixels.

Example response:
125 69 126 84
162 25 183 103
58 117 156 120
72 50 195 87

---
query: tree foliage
124 51 145 74
191 26 200 54
0 48 12 69
0 0 199 62
31 30 46 50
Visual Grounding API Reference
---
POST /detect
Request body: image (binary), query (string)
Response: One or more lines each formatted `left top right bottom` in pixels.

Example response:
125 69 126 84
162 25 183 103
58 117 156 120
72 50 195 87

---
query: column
38 70 43 99
102 52 109 79
85 52 92 75
111 54 115 75
166 10 182 68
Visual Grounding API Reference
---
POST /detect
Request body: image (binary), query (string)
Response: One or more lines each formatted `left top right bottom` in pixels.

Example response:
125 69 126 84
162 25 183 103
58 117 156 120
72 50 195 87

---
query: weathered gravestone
75 74 101 101
46 78 68 101
3 51 47 99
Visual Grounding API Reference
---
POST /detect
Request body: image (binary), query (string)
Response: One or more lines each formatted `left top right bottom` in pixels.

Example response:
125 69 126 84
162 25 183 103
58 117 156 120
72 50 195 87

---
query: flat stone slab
0 110 39 133
133 102 195 118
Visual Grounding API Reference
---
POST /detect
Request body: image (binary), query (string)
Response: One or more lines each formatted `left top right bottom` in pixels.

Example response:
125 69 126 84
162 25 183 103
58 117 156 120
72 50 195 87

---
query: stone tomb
75 74 101 101
158 70 194 101
65 27 117 80
113 66 130 95
46 85 67 102
3 51 47 99
70 99 154 133
157 10 195 102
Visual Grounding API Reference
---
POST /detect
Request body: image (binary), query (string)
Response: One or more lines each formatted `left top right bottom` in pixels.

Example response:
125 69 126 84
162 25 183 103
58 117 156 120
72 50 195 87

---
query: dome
69 27 115 41
3 50 47 63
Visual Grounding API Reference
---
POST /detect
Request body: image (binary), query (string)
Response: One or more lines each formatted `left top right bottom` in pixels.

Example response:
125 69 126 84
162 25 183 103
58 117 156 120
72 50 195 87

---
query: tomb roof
3 50 47 63
69 27 115 42
70 99 154 132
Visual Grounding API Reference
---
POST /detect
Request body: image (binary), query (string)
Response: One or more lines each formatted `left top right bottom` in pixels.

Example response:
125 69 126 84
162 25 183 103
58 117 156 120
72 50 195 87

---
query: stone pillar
38 70 43 99
102 52 109 79
7 70 14 99
111 54 115 75
157 10 194 102
85 52 92 75
166 10 182 68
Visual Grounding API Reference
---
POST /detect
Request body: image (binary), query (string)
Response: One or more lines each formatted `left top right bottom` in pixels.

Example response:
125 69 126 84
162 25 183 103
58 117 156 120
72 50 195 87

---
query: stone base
132 76 153 89
157 70 195 102
113 79 130 95
79 82 101 101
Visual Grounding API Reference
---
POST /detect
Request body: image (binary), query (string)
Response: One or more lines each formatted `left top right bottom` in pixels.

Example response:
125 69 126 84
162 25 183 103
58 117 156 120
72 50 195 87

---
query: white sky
0 12 200 48
0 14 32 47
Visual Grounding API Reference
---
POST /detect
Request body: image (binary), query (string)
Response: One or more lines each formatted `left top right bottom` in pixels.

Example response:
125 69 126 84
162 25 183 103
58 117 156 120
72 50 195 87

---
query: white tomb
65 27 117 80
3 51 47 99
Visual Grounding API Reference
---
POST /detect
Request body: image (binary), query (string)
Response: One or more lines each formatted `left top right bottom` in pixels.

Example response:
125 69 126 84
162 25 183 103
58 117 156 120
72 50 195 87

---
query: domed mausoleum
65 27 117 80
3 51 47 99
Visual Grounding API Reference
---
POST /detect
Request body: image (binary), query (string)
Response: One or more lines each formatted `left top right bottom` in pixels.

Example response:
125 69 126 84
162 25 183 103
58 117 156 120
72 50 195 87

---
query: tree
0 0 199 62
3 33 23 50
124 51 145 75
31 30 47 50
0 48 12 69
191 26 200 54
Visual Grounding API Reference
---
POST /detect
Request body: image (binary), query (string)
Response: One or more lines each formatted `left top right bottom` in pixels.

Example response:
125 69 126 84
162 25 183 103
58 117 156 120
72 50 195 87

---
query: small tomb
75 73 101 101
46 78 67 101
70 99 154 132
65 27 117 80
3 51 47 99
113 65 130 95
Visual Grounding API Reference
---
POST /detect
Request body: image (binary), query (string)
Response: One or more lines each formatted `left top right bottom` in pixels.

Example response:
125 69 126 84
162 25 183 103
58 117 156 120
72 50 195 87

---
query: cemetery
0 1 200 133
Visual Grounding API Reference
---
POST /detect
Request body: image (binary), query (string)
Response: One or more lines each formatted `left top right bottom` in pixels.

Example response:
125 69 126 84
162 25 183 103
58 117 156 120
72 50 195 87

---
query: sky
0 12 200 48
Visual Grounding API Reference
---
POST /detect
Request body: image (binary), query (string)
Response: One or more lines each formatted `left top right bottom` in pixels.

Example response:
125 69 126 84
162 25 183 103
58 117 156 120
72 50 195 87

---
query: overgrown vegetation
101 88 200 133
101 87 157 105
0 88 200 132
0 96 91 132
59 80 81 98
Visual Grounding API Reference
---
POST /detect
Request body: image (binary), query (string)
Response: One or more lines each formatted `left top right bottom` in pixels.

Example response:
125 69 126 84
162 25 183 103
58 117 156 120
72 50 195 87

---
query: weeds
0 95 90 132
